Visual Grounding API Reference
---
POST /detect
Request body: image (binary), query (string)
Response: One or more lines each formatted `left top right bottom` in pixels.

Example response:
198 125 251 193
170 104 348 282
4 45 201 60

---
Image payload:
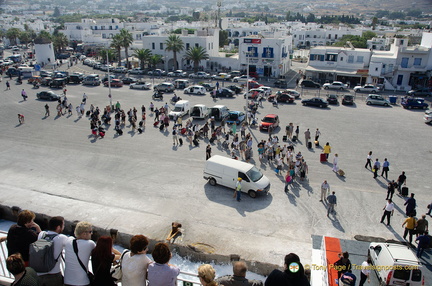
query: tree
6 28 21 46
184 46 209 73
53 7 61 17
99 49 115 64
34 30 52 44
362 31 377 40
119 29 133 69
133 48 152 70
149 54 163 69
111 34 123 66
165 34 184 70
52 33 68 53
219 30 229 47
18 31 31 47
372 17 378 30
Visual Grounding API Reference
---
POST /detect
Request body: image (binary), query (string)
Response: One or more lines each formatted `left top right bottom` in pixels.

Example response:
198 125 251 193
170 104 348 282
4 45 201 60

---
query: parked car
300 80 321 88
283 89 301 99
184 85 206 95
273 80 287 88
259 114 280 131
226 111 246 125
27 75 42 84
41 77 53 86
82 74 101 86
342 94 355 105
201 83 216 92
113 67 128 73
244 89 265 99
211 73 231 81
245 80 262 89
104 79 123 87
154 82 175 92
226 85 242 94
301 97 329 108
49 78 67 88
215 88 235 98
366 94 390 106
122 77 138 84
68 74 84 84
323 81 348 90
354 84 381 93
268 92 295 103
424 110 432 124
129 68 145 75
189 72 211 79
407 88 432 97
326 94 338 105
148 69 166 76
130 81 151 90
258 86 272 96
232 75 254 82
37 91 61 101
401 97 429 109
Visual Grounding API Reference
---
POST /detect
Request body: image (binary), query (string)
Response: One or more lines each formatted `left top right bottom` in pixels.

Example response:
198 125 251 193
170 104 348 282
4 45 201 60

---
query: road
0 59 431 278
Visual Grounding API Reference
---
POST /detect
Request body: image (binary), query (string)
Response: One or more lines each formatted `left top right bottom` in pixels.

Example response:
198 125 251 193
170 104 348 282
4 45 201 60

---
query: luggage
209 137 215 144
193 139 199 146
117 129 123 135
86 110 91 116
315 140 319 147
181 128 187 135
138 128 143 134
307 142 312 149
320 153 327 162
401 186 409 196
337 169 345 176
159 123 164 131
292 135 297 142
153 121 159 127
283 135 287 142
179 138 183 145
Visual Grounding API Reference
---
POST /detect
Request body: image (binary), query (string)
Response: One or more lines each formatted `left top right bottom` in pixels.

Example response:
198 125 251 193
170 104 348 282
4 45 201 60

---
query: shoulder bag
72 239 95 286
111 250 130 283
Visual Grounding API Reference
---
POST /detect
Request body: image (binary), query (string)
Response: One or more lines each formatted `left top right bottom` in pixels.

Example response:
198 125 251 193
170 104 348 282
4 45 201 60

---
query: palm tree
149 54 163 69
52 33 68 54
6 28 21 46
34 30 52 45
132 48 152 70
119 29 133 69
110 34 123 66
165 34 184 70
184 46 209 73
99 49 115 64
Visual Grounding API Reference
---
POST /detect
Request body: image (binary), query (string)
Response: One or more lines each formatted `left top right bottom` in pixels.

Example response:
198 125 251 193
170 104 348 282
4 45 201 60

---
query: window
413 58 422 66
186 43 190 50
101 26 105 30
195 43 199 47
102 34 106 39
340 57 343 61
325 54 337 62
313 35 316 38
160 43 163 50
348 55 354 63
335 35 338 39
401 57 409 68
309 54 324 61
262 47 274 58
152 43 155 50
247 47 258 57
357 56 364 63
328 34 331 39
397 75 403 85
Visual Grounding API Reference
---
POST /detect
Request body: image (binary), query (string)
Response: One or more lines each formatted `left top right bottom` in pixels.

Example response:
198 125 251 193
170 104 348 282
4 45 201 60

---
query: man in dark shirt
415 231 430 258
404 193 416 216
7 210 40 264
397 171 407 193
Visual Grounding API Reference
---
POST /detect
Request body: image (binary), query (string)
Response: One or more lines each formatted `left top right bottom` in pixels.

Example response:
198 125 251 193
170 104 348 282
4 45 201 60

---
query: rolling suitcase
209 137 215 144
337 169 345 176
320 153 327 162
292 135 297 142
401 186 409 196
307 141 312 149
117 129 123 135
283 135 287 142
159 123 164 131
181 128 187 135
193 139 199 146
179 138 183 145
153 121 159 127
315 140 319 147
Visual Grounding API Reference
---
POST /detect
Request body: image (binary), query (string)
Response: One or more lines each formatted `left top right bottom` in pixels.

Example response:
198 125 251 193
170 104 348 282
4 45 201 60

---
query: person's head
326 142 329 146
324 180 327 184
409 213 414 218
402 171 405 175
376 158 379 161
130 235 149 254
17 210 36 227
48 216 65 233
421 215 426 219
388 199 392 203
342 251 349 259
152 242 171 264
411 193 415 198
384 158 387 161
233 261 247 277
6 254 25 276
369 151 372 155
198 264 217 286
92 236 113 260
74 221 93 239
335 153 338 157
238 177 242 182
283 253 306 280
332 191 335 195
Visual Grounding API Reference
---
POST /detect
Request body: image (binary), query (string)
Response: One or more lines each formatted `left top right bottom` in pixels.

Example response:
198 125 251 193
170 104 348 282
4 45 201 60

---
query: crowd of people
2 209 311 286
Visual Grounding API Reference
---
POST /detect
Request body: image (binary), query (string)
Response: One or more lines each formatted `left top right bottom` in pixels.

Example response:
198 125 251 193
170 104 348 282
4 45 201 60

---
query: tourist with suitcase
397 171 407 194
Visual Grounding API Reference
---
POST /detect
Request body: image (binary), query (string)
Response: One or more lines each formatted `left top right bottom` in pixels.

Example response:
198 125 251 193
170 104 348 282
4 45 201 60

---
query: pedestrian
320 180 330 202
294 125 299 139
381 158 390 179
359 258 371 286
402 213 417 244
82 93 88 103
284 170 292 192
396 171 407 194
68 103 73 116
21 89 27 101
404 193 416 216
415 215 428 236
327 192 337 217
373 159 380 178
365 151 372 169
17 114 24 124
332 153 339 172
323 142 331 159
415 231 430 258
6 80 10 90
44 104 50 117
206 144 212 160
334 251 351 279
63 87 67 96
231 121 237 135
386 181 396 200
234 177 242 202
427 201 432 216
339 270 356 286
380 199 395 226
315 128 321 141
304 129 311 146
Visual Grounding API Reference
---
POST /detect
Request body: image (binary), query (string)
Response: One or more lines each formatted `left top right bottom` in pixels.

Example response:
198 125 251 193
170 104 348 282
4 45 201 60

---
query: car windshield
173 107 183 112
262 117 275 123
229 113 238 120
246 166 264 182
344 95 353 99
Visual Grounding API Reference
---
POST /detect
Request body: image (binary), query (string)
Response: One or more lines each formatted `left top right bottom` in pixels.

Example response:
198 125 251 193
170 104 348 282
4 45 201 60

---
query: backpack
29 233 61 272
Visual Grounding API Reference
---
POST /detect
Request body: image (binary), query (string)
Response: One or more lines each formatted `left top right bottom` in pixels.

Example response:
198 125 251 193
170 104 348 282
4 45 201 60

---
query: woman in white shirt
121 235 152 286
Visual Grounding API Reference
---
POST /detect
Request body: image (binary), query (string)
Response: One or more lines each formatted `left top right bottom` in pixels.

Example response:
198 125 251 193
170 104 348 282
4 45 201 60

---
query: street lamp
107 52 112 110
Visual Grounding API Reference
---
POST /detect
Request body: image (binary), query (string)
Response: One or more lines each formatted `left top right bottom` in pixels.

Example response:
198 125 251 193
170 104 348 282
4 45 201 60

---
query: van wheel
248 190 257 198
209 178 216 186
379 281 386 286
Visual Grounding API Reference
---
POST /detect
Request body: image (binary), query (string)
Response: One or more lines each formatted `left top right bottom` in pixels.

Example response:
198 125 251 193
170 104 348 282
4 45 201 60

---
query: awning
305 66 364 77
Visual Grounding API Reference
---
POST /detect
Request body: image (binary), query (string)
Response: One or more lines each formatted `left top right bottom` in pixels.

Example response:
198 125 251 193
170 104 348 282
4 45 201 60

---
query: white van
82 74 101 86
203 155 270 198
169 100 190 120
184 85 206 95
368 242 424 286
209 105 229 121
190 104 209 119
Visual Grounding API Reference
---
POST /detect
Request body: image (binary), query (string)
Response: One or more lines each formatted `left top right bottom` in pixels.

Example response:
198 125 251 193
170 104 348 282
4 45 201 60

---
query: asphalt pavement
0 60 431 277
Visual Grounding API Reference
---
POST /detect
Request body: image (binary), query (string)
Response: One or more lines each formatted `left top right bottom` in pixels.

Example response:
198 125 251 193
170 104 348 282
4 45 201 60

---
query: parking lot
0 59 431 274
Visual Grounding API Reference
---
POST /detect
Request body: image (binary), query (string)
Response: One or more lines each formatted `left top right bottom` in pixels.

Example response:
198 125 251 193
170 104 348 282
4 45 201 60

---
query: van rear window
411 269 422 282
393 269 411 281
